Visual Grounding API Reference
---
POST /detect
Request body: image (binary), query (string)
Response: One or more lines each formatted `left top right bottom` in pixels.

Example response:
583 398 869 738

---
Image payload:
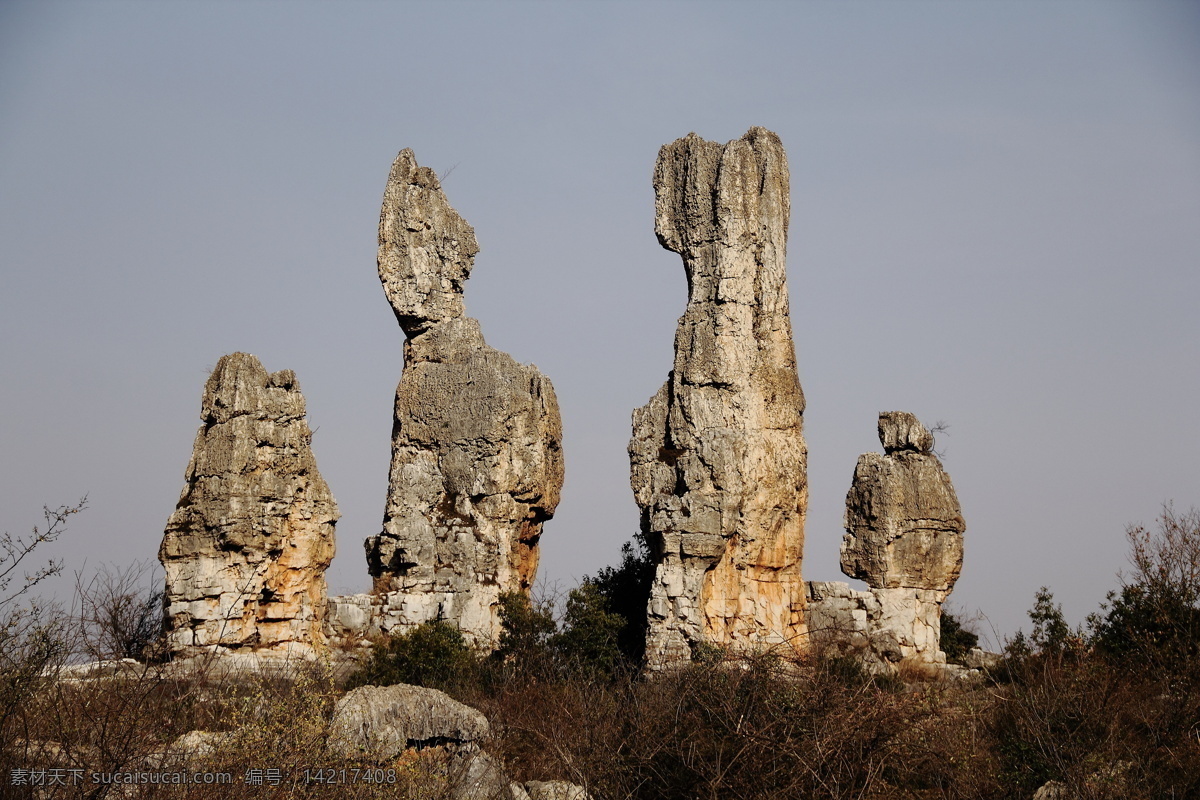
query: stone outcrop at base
630 128 808 669
159 353 338 657
805 582 944 670
365 149 564 647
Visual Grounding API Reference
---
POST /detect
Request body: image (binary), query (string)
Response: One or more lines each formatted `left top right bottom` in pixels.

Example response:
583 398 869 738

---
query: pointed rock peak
161 353 338 658
378 148 480 337
201 352 305 425
877 411 935 454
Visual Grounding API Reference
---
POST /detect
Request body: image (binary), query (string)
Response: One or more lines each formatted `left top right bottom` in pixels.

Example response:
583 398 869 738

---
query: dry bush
463 650 1005 800
465 668 627 793
986 507 1200 799
8 656 462 800
988 649 1200 799
73 561 165 663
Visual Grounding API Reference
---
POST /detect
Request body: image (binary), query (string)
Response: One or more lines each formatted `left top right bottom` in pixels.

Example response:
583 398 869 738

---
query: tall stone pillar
630 128 808 668
365 149 564 647
160 353 338 658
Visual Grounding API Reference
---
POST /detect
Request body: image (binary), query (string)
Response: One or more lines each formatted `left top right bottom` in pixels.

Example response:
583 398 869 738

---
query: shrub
587 533 655 665
1028 587 1074 656
345 620 480 693
0 500 83 752
551 581 625 678
493 590 558 678
74 560 165 662
1090 506 1200 675
940 608 979 665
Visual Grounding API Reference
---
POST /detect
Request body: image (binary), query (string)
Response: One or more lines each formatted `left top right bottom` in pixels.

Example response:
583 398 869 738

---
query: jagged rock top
378 149 480 337
653 126 793 337
632 127 807 667
200 352 305 425
368 147 563 646
160 351 337 656
878 411 935 454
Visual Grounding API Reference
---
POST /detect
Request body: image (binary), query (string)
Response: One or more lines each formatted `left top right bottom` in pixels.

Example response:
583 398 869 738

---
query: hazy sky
2 1 1197 646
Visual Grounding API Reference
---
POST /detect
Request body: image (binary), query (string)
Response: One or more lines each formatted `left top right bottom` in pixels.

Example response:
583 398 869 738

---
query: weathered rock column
365 149 563 647
630 128 808 668
159 353 339 658
831 411 966 665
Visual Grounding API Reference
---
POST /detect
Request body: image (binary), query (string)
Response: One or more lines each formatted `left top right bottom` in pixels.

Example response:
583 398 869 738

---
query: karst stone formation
806 411 966 668
158 132 968 673
629 128 809 668
363 149 564 646
159 353 338 657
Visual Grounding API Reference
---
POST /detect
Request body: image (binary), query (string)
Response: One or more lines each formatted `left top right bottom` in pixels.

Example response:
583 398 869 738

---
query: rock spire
159 353 338 657
365 149 564 646
841 411 964 596
630 128 808 668
805 411 965 668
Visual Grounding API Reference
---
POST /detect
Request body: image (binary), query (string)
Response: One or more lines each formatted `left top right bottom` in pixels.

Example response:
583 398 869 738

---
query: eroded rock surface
159 353 338 657
630 128 808 668
841 412 964 595
366 149 564 646
328 683 489 762
805 581 944 669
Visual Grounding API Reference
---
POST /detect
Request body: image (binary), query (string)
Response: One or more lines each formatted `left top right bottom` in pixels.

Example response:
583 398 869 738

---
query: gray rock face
159 353 338 657
366 149 564 646
328 683 489 762
630 128 808 668
808 411 965 668
841 412 964 595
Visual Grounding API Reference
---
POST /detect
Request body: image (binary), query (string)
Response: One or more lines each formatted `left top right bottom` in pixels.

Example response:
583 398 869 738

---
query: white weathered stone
807 411 966 669
841 412 964 595
631 128 808 669
805 582 946 670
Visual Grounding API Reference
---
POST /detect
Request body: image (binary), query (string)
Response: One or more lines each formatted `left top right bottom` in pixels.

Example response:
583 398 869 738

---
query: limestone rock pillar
837 411 966 664
630 128 808 668
159 353 339 658
365 149 563 647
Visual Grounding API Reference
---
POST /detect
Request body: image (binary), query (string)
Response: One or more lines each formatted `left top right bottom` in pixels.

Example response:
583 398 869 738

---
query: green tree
494 590 558 676
552 581 625 677
1090 506 1200 673
588 532 655 665
1028 587 1073 655
939 609 979 664
346 620 479 692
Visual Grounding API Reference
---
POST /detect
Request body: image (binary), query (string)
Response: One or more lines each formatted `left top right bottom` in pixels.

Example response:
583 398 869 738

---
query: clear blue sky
2 1 1198 645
